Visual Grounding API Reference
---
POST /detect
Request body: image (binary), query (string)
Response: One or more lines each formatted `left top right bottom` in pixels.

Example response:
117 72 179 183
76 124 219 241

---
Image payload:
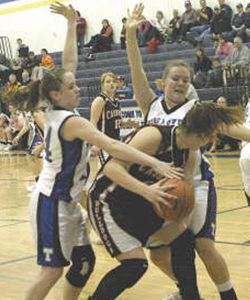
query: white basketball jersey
146 96 197 126
242 100 250 147
146 97 212 182
37 108 90 203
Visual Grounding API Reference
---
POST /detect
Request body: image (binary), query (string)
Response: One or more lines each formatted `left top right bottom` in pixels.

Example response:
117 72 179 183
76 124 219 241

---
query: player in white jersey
126 4 243 299
239 93 250 206
16 4 182 300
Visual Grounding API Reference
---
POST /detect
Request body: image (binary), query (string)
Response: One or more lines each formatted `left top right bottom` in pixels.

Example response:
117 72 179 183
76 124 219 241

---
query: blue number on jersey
45 127 52 162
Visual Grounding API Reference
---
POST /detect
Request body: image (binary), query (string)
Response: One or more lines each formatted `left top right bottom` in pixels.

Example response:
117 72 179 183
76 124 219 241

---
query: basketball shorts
87 192 164 257
147 179 217 249
239 143 250 197
29 188 90 267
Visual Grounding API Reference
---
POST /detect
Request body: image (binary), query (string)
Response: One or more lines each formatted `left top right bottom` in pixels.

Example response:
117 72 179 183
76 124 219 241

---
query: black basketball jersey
89 125 188 234
97 93 122 140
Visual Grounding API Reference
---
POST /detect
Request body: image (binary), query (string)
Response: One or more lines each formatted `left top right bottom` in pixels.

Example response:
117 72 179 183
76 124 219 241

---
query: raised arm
62 117 182 179
50 2 77 74
126 3 156 116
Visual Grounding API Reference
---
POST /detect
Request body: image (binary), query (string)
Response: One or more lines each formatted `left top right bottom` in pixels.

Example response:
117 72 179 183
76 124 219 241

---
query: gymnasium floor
0 151 249 300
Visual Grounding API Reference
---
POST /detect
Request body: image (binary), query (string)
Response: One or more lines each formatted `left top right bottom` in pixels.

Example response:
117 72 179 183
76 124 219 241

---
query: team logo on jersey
147 117 182 126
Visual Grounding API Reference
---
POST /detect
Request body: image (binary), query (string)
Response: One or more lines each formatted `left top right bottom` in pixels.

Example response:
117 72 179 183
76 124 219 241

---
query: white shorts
239 143 250 196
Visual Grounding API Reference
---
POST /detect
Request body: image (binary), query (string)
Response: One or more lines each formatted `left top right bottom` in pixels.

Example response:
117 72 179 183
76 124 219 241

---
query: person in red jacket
76 10 87 52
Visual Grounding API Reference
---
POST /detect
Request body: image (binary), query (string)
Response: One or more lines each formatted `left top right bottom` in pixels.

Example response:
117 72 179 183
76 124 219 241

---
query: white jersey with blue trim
37 108 90 203
146 96 197 126
145 96 213 182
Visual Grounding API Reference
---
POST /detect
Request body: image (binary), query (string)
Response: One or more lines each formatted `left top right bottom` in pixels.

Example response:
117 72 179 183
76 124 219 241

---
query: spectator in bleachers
227 3 247 42
23 51 40 76
6 74 21 94
115 75 133 99
218 0 233 33
76 10 87 53
210 6 224 40
153 79 164 97
193 47 212 88
15 38 29 60
189 0 213 42
215 34 233 61
206 57 223 87
168 9 181 43
245 3 250 40
137 19 154 47
85 19 113 61
120 17 127 49
176 0 197 43
40 48 55 70
21 70 31 86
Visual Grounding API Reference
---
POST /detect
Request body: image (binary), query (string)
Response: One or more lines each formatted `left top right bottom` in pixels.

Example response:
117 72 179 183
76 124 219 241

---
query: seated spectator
76 10 87 53
227 3 247 42
218 0 233 33
206 57 223 87
193 47 212 88
176 0 197 43
208 96 239 152
23 51 40 76
21 70 31 86
215 34 233 61
120 17 127 49
153 78 164 97
189 0 213 42
168 9 181 43
210 6 224 40
223 36 250 85
6 74 21 94
15 38 29 59
245 3 250 41
40 48 55 70
137 19 154 47
147 11 168 53
114 75 133 99
85 19 113 60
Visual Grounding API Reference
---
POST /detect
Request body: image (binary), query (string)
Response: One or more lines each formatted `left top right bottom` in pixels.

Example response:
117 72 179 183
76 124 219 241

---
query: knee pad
66 245 96 288
119 259 148 288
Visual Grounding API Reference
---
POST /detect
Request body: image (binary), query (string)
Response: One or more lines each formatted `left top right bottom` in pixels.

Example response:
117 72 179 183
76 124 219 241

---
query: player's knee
41 267 63 283
66 245 96 288
119 259 148 288
196 239 216 261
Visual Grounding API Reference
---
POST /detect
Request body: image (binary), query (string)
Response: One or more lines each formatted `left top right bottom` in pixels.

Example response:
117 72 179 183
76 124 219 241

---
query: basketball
154 178 195 222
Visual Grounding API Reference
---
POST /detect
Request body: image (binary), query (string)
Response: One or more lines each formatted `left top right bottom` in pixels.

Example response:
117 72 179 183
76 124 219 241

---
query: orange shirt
41 55 55 69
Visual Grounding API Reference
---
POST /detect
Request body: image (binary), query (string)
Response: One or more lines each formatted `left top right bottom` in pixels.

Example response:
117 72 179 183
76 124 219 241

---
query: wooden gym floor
0 151 249 300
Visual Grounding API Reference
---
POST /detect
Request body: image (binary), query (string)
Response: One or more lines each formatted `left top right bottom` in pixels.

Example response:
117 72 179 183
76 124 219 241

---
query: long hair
9 68 67 112
180 102 243 138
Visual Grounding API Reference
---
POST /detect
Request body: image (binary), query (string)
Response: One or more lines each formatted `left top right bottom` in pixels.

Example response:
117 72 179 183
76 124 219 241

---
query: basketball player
239 91 250 206
90 72 137 165
125 4 239 300
87 103 244 300
20 4 181 300
0 109 10 149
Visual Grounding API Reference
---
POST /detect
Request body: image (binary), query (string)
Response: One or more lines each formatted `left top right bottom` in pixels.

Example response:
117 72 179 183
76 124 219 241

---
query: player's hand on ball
144 179 177 212
153 161 183 179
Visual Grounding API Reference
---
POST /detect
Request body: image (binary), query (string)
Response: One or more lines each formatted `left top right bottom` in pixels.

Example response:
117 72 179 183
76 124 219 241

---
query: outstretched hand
50 1 77 21
153 161 184 180
126 3 146 31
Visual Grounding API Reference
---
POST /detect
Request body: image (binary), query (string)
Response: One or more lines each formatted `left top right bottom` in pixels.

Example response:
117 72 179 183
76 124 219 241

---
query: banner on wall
120 104 145 139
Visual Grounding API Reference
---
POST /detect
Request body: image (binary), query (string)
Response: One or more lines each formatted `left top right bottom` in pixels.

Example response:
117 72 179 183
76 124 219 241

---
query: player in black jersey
91 72 137 165
87 103 246 300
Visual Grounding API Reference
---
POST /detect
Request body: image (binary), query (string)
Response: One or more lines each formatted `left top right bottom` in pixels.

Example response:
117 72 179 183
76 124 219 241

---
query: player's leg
239 143 250 206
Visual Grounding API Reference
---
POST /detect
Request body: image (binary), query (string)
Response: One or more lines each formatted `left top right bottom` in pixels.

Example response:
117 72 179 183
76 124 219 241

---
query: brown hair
101 72 117 90
9 68 67 111
180 102 243 138
163 60 192 79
